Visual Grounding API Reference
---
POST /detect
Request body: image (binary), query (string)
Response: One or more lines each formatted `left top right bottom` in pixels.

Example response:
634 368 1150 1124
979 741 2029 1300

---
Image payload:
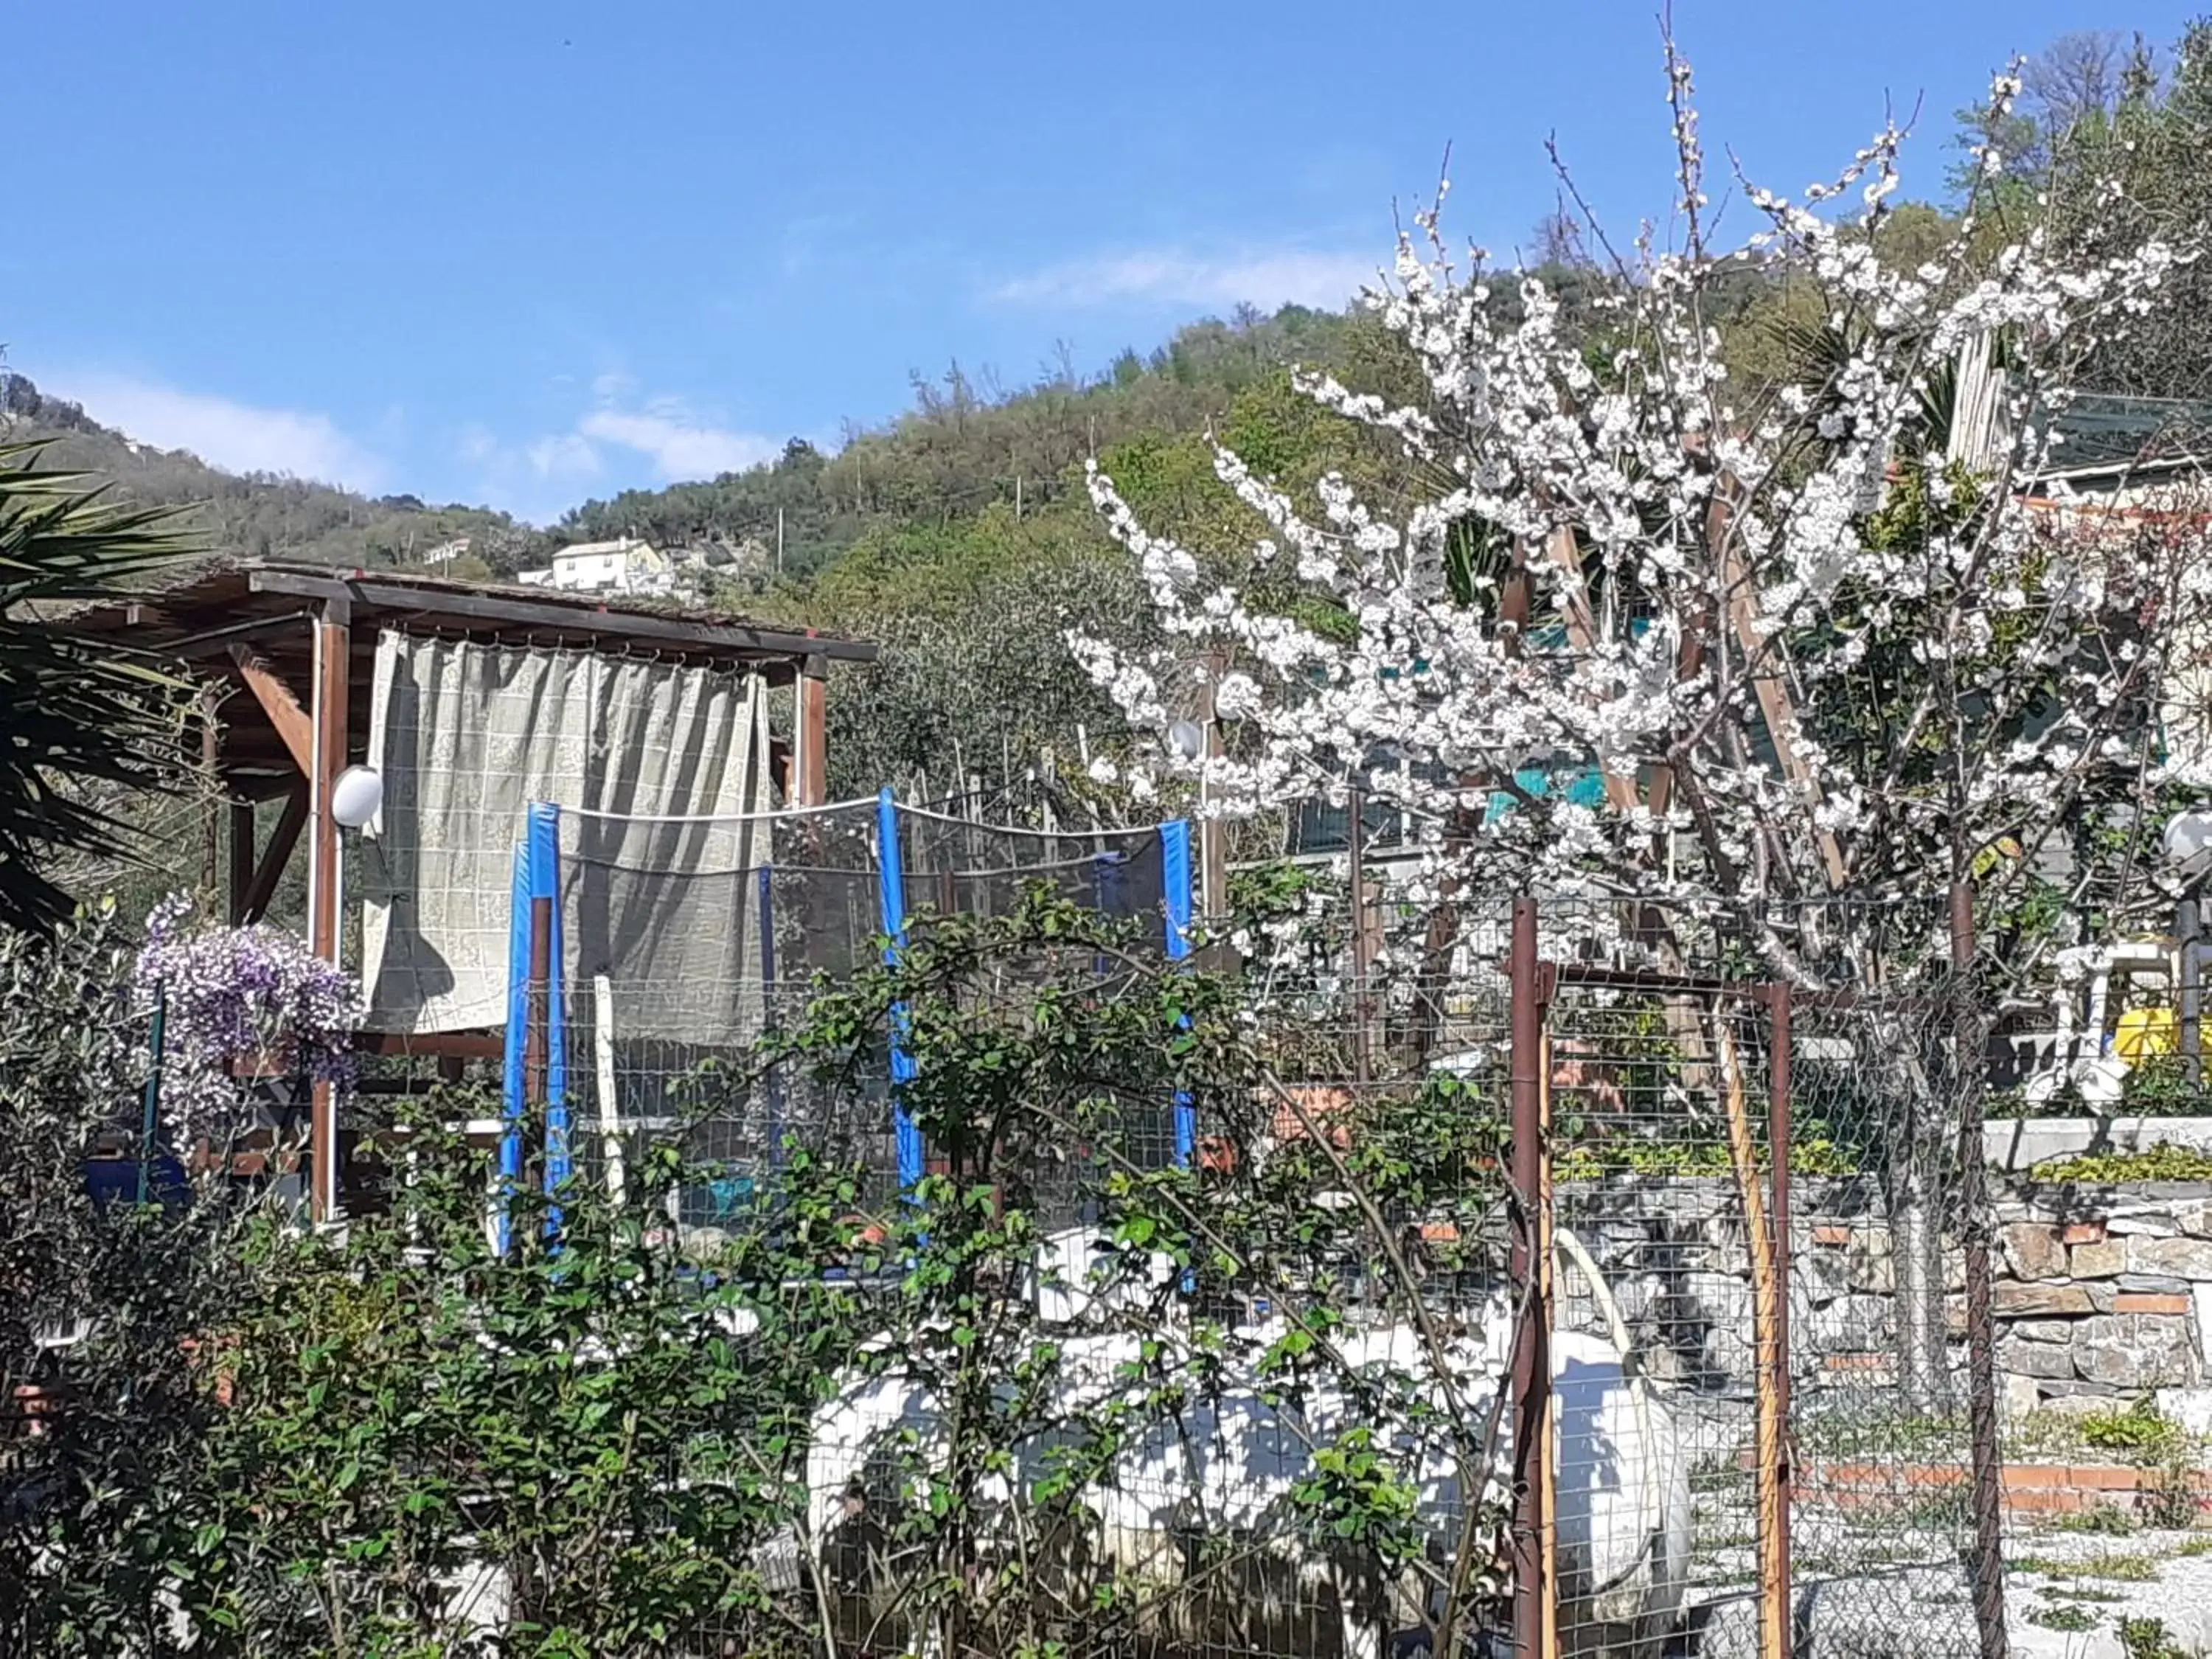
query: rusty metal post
1509 897 1549 1659
1764 984 1794 1659
1952 880 2008 1659
2181 897 2202 1088
1537 1021 1558 1659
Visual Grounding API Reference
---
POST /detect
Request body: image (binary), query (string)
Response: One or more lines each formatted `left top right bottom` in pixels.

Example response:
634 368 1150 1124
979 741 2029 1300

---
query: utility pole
776 507 785 577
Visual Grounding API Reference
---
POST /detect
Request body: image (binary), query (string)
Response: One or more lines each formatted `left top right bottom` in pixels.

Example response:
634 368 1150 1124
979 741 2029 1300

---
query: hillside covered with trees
0 369 551 577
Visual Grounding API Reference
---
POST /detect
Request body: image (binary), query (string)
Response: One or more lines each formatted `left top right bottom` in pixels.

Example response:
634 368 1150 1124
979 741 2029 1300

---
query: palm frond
0 443 201 934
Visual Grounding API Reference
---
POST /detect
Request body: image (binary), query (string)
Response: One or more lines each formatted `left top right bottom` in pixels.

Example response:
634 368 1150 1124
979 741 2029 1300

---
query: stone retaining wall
1554 1175 2212 1416
1559 1175 1920 1396
1992 1182 2212 1411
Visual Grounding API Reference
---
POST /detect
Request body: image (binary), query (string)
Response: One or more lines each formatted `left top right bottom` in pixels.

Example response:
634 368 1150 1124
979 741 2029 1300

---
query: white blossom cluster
1072 64 2209 987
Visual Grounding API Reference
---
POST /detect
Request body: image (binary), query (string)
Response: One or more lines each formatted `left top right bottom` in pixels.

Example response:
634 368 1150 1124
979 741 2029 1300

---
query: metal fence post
1509 896 1549 1659
499 835 532 1256
1349 782 1372 1085
2181 895 2202 1087
1764 984 1795 1659
1952 880 2009 1659
759 864 785 1168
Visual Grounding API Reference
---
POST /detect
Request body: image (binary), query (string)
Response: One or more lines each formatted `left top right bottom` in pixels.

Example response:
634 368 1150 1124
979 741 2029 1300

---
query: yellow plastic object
2115 1006 2178 1065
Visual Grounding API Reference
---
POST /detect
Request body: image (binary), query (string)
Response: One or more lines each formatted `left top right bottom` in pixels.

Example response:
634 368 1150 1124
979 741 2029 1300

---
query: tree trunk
1890 1099 1952 1413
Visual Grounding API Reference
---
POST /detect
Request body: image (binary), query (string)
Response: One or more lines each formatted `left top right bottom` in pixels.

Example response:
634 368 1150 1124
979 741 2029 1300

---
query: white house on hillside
516 537 675 597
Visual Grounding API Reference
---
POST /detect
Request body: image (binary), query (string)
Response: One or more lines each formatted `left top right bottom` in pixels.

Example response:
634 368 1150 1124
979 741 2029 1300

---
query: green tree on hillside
1947 21 2212 399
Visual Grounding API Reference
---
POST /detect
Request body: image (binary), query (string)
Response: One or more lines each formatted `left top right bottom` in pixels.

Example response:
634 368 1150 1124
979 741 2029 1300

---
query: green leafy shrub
0 886 1554 1655
0 907 255 1658
2119 1615 2193 1659
2034 1143 2212 1182
2056 1503 2143 1537
2027 1604 2098 1632
2121 1054 2212 1118
2079 1399 2191 1463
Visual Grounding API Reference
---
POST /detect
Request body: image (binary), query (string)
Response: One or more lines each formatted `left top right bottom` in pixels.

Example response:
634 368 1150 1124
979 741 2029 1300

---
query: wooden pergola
69 558 878 1217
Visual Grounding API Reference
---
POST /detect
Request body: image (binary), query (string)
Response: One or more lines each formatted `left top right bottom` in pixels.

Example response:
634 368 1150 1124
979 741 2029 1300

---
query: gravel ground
1684 1526 2212 1657
2005 1529 2212 1659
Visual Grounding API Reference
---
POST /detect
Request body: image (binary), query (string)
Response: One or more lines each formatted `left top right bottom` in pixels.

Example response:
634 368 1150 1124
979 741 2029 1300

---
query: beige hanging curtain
358 629 773 1040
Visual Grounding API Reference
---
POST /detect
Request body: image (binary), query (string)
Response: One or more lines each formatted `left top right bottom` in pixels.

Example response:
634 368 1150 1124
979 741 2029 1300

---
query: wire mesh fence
523 795 1197 1238
463 853 2035 1659
1533 897 2006 1659
551 796 895 1226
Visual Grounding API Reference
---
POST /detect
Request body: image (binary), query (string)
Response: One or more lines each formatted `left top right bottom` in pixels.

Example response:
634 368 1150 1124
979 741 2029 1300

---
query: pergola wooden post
211 604 349 1217
795 651 830 807
226 799 255 923
307 599 349 1222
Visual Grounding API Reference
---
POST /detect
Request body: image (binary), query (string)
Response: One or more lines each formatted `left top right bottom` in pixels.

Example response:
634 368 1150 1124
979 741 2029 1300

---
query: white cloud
526 431 602 481
52 370 387 490
577 407 779 481
456 391 779 524
990 246 1379 313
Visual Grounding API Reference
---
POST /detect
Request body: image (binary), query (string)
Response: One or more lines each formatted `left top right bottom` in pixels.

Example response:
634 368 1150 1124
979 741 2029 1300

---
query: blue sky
4 1 2191 525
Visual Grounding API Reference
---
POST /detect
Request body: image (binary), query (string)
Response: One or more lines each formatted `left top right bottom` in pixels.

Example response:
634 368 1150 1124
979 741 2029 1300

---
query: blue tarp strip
498 838 530 1256
532 803 571 1231
1161 818 1196 1169
877 788 923 1197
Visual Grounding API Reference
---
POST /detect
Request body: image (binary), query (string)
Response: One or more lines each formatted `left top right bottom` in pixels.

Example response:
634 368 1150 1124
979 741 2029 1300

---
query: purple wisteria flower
133 894 366 1144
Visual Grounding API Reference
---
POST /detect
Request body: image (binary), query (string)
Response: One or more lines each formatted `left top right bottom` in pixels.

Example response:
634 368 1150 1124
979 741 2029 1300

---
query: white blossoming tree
1073 46 2212 1408
1075 47 2208 992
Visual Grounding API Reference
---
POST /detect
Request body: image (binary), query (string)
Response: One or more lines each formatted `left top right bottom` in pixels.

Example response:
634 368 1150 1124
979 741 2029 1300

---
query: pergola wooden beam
227 644 315 776
228 800 254 917
234 785 309 925
173 611 318 661
246 566 880 670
